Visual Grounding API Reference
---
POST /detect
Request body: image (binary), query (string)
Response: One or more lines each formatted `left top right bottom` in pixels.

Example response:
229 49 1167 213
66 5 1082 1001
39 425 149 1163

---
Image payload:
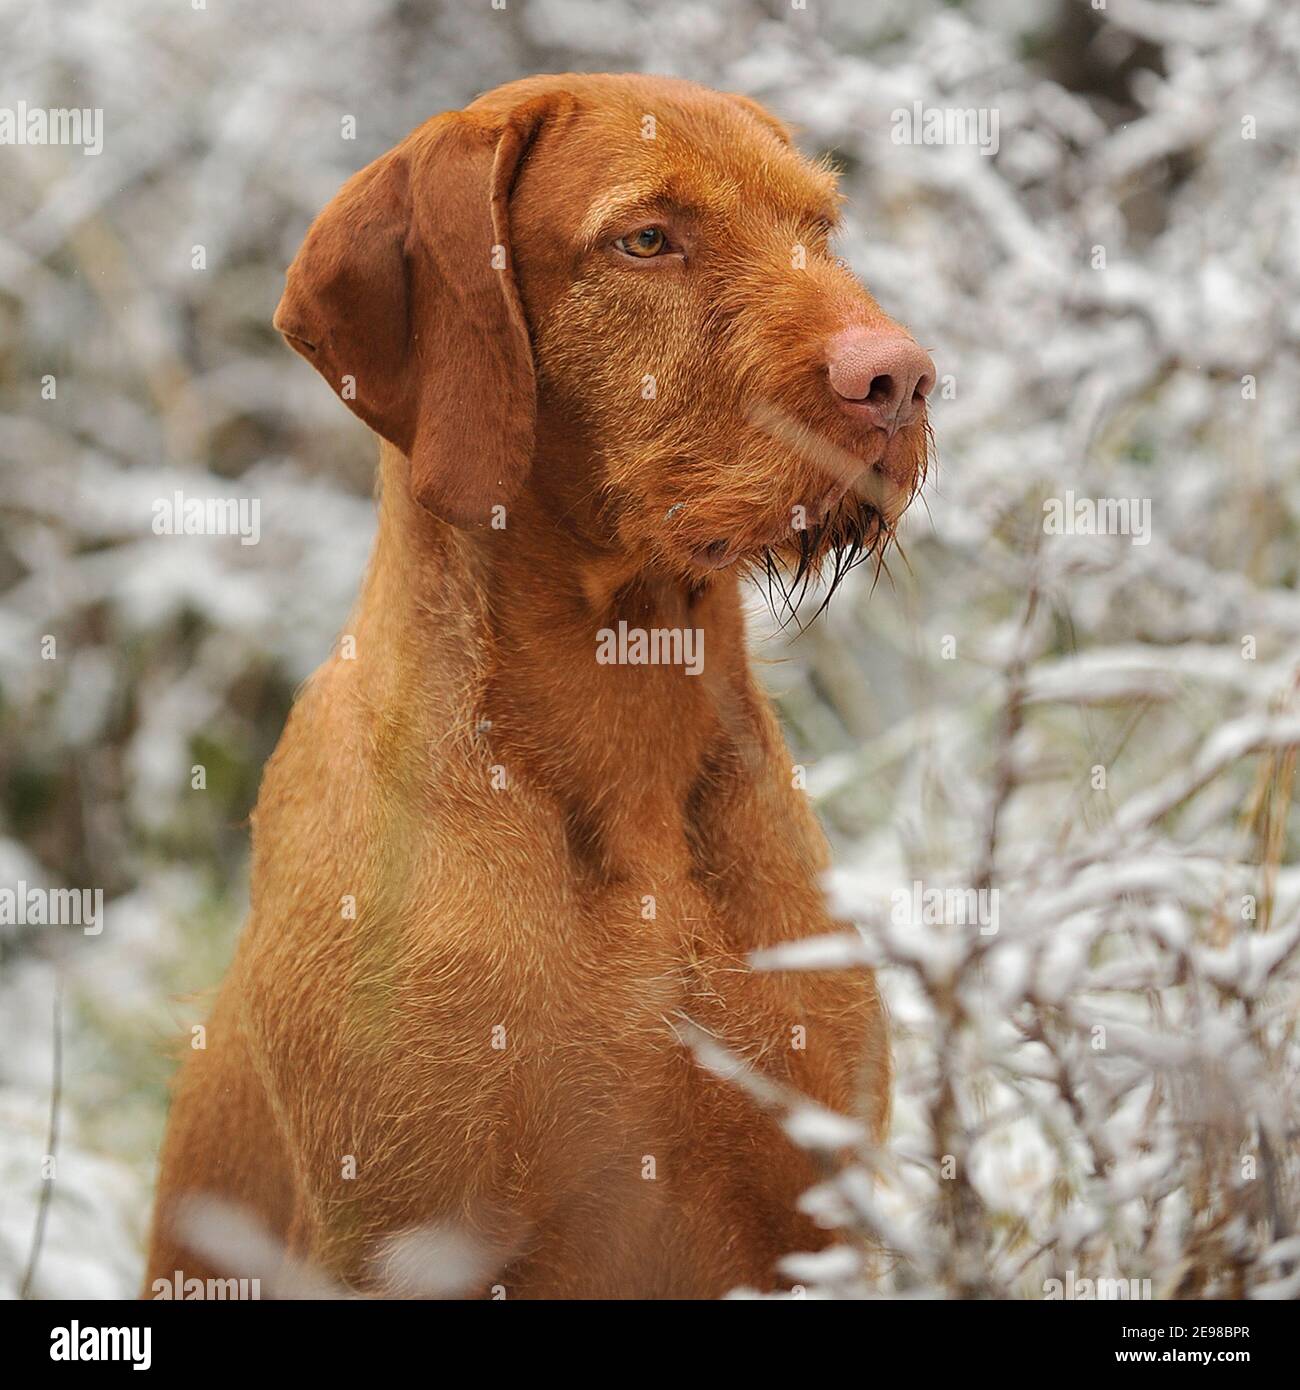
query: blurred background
2 0 1298 1298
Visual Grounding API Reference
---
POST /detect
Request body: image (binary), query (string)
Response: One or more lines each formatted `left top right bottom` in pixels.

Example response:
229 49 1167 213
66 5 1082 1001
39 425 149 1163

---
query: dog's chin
648 416 927 595
680 499 892 595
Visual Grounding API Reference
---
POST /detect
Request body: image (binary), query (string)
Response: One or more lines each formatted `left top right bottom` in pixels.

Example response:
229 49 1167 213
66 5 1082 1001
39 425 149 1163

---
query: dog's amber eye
617 227 668 258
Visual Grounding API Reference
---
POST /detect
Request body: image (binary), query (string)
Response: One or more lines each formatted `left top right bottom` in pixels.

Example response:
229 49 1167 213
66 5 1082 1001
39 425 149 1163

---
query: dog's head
276 74 933 596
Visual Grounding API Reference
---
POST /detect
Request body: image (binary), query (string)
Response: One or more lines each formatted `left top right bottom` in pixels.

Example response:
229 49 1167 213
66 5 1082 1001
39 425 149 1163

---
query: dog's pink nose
826 328 935 433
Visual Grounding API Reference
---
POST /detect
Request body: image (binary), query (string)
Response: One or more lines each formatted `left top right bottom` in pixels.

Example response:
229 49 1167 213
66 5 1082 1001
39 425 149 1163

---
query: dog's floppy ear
273 105 548 528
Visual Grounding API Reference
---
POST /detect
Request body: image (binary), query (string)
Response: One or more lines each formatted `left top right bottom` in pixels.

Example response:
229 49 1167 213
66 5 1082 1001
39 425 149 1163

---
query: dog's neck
356 443 765 873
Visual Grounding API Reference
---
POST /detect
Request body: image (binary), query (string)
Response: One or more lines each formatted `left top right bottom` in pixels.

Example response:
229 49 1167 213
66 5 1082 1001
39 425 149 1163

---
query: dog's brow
802 185 843 229
579 183 703 247
802 200 841 229
796 161 844 226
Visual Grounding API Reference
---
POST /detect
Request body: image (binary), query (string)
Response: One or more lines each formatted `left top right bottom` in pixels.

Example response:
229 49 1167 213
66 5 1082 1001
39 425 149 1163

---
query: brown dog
145 73 933 1299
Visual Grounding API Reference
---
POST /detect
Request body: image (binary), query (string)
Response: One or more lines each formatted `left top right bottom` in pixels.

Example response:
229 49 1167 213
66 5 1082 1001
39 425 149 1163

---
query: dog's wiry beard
752 501 891 631
596 410 932 624
748 417 932 631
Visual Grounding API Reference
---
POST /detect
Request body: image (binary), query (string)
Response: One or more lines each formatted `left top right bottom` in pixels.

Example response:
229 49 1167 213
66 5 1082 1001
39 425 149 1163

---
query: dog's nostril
867 374 894 406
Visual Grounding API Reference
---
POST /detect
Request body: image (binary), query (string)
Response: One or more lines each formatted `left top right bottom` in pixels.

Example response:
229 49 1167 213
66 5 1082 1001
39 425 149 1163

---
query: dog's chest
477 873 855 1121
465 882 869 1295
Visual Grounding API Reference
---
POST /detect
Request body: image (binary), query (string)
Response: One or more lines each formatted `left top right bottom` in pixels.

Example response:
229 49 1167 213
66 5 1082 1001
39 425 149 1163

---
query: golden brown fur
145 73 931 1299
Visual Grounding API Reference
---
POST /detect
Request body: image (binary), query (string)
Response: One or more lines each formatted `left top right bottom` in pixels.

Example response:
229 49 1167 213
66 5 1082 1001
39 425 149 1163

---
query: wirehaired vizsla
145 72 934 1299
